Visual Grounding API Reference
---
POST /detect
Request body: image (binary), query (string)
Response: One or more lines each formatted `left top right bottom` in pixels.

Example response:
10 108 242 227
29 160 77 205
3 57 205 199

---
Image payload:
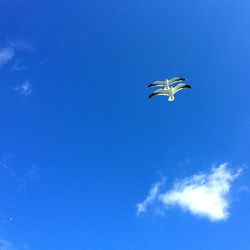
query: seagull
147 77 185 90
147 83 192 101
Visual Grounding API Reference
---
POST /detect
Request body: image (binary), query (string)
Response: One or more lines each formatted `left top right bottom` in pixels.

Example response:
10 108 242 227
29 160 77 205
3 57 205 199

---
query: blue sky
0 0 250 249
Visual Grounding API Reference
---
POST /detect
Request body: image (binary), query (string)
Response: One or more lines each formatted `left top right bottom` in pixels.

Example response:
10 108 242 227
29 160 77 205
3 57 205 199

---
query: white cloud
137 163 242 221
14 81 32 96
0 47 15 67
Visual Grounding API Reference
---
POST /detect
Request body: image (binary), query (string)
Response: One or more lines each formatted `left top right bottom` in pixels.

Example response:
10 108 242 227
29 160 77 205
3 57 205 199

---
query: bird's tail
168 96 174 101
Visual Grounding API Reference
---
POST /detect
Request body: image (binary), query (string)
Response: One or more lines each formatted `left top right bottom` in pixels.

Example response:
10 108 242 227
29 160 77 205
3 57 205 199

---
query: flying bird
147 77 185 89
147 83 192 101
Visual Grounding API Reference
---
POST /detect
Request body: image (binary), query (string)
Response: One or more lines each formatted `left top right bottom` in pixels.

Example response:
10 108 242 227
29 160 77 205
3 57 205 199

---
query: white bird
147 77 185 90
147 83 192 101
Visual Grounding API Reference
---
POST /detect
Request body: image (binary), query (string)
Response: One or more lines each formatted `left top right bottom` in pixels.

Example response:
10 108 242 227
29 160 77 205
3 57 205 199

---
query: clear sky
0 0 250 249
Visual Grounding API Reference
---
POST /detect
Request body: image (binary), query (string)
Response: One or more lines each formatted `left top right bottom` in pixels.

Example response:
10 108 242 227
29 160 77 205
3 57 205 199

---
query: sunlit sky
0 0 250 249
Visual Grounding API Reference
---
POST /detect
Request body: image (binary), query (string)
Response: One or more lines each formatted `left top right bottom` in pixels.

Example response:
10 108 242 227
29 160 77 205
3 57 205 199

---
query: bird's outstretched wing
147 81 166 88
173 83 192 94
147 89 169 99
168 77 186 84
147 77 185 88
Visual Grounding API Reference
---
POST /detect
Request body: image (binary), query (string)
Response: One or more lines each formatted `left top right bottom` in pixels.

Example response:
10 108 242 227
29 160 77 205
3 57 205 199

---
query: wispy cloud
137 163 242 221
14 81 32 96
11 59 26 71
137 179 165 214
7 40 34 53
0 155 15 177
18 165 39 191
20 244 29 250
0 156 39 191
1 40 35 95
0 47 15 67
0 239 14 250
0 239 29 250
0 40 33 69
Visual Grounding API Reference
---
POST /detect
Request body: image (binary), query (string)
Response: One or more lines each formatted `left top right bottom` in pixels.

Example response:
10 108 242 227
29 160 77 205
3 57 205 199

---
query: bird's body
147 84 192 101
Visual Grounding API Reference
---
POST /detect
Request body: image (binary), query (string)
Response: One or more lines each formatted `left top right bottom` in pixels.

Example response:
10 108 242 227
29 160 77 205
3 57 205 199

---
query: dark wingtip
147 84 152 88
180 77 186 81
187 85 192 88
